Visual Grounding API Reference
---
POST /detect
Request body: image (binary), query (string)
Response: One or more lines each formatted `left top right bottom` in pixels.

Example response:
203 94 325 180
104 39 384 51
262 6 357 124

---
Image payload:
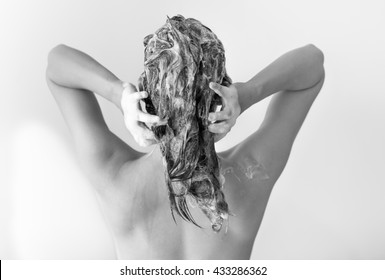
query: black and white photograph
1 0 384 266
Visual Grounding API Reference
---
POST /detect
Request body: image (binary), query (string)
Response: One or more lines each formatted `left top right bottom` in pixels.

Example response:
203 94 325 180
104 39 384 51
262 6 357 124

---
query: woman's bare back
95 145 276 260
46 43 324 259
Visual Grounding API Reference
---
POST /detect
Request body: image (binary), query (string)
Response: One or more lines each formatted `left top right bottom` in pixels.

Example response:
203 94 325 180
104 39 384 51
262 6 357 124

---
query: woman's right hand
120 82 164 147
208 82 241 142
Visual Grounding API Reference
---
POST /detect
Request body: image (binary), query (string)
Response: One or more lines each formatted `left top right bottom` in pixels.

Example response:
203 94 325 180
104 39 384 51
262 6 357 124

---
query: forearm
237 44 324 113
46 44 123 108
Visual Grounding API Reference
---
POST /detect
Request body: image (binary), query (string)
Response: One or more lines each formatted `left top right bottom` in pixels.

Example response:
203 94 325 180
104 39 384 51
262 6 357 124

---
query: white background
1 0 384 259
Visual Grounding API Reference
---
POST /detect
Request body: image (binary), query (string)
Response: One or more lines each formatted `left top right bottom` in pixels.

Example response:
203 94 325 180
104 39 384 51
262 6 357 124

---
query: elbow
48 44 68 57
306 44 325 83
306 44 324 64
46 44 67 81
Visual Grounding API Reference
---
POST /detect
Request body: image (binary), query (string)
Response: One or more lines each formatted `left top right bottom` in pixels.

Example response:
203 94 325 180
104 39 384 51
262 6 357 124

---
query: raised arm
47 44 124 109
239 44 324 180
237 44 324 113
46 44 157 185
210 44 325 183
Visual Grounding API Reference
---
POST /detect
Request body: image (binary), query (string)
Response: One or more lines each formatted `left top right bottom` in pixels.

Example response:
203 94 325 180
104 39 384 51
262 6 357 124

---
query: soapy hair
138 15 231 232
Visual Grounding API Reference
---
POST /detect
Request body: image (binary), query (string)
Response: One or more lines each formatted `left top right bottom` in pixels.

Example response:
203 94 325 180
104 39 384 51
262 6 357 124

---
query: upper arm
46 76 141 182
230 74 325 183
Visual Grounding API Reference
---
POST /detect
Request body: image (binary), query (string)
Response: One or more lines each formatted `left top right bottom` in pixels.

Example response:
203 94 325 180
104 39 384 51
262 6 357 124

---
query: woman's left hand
208 82 241 142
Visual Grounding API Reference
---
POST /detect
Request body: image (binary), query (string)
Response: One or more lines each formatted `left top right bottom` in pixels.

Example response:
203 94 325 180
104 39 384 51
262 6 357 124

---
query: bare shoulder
83 138 145 192
106 148 163 191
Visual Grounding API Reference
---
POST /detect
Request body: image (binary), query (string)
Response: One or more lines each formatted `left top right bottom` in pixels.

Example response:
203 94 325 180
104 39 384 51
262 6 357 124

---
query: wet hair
138 15 231 232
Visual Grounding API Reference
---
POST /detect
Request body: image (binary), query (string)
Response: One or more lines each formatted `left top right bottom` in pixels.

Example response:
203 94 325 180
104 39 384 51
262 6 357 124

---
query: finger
152 118 168 126
131 91 149 100
136 122 153 134
139 100 147 113
208 122 231 134
208 110 231 122
121 91 145 112
211 104 223 114
209 82 227 97
137 111 161 123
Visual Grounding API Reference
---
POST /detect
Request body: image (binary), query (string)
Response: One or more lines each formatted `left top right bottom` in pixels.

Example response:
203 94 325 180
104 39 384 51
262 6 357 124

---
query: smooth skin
46 43 324 259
